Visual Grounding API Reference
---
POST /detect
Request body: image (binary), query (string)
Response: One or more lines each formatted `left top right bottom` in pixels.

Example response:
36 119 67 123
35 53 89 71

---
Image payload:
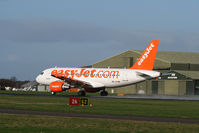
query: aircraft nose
36 75 41 83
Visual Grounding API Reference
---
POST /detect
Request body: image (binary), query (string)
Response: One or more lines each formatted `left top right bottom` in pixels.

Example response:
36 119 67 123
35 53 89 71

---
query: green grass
1 94 199 119
1 92 199 133
1 113 199 133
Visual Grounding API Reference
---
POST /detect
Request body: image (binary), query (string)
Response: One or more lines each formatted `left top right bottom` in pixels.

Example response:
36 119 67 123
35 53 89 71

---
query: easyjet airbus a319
36 40 160 96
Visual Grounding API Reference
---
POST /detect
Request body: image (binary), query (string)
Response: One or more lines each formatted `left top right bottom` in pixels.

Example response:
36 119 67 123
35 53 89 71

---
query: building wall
164 80 179 95
179 80 187 95
107 79 195 96
186 81 194 95
108 85 136 94
150 80 194 96
37 85 50 92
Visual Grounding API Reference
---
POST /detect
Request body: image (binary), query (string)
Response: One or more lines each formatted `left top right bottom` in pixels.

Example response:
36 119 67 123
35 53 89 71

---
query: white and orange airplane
36 40 160 96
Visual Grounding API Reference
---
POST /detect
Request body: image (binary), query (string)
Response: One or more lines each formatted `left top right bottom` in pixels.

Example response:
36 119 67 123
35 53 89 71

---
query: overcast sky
0 0 199 80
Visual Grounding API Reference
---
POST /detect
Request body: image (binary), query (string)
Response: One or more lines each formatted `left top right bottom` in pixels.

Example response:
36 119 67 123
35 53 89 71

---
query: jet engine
50 82 70 92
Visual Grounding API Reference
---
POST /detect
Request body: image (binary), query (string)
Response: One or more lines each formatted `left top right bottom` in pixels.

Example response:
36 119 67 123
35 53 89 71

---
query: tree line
0 77 29 90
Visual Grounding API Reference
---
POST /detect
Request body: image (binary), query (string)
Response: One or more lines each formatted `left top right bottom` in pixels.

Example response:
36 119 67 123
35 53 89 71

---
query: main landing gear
100 90 108 96
78 90 86 96
77 90 108 96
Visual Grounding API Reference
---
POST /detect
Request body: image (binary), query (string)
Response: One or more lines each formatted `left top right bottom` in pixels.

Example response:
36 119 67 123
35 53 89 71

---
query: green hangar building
92 50 199 96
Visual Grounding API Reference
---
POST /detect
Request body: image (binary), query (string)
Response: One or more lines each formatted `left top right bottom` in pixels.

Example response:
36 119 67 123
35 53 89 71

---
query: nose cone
36 75 41 84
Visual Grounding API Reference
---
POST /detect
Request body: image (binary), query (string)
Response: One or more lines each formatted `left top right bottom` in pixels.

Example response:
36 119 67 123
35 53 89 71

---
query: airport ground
0 91 199 133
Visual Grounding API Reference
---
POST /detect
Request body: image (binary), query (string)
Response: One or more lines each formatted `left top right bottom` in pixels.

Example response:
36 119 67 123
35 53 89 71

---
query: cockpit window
40 72 44 75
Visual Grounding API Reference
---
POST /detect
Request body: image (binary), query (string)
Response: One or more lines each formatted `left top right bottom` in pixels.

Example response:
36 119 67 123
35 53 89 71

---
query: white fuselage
36 68 160 88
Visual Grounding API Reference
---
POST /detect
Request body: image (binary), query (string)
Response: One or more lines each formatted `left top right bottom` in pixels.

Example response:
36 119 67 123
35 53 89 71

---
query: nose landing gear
51 92 56 95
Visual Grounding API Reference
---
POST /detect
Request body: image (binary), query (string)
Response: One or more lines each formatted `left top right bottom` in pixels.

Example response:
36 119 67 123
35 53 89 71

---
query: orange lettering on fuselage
58 70 64 77
69 70 78 79
90 69 96 78
51 70 58 77
51 69 119 79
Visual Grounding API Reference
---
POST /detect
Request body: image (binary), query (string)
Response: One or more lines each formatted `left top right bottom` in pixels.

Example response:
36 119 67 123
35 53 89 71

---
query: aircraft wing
51 75 93 88
51 75 104 88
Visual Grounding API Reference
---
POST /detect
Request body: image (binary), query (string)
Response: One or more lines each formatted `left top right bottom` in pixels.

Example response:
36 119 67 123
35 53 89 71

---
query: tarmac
1 108 199 124
1 92 199 101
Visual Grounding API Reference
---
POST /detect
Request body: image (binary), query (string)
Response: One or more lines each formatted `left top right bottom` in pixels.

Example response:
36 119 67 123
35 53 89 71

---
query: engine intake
50 82 70 92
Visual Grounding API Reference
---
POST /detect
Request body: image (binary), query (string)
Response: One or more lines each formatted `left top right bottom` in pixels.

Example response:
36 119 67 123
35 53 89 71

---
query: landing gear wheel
100 91 108 96
78 90 86 96
51 92 56 95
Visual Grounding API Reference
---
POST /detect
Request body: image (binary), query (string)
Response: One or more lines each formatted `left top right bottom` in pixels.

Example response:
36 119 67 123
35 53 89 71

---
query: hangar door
186 81 194 95
194 80 199 95
152 81 158 94
164 80 178 95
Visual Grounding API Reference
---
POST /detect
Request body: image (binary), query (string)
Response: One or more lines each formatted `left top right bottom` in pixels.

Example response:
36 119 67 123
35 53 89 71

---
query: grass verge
1 94 199 119
1 113 199 133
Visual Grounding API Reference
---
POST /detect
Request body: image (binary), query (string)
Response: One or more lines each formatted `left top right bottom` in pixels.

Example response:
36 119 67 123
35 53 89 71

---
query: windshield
40 72 44 75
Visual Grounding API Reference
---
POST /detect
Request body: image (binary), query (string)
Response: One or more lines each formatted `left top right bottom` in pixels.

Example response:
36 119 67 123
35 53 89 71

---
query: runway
0 108 199 124
1 92 199 101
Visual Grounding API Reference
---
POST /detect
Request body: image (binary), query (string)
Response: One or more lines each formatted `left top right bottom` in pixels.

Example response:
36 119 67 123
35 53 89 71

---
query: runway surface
0 108 199 124
1 92 199 101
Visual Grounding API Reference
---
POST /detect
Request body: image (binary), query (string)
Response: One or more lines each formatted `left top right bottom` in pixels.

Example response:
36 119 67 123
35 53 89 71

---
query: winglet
129 40 159 70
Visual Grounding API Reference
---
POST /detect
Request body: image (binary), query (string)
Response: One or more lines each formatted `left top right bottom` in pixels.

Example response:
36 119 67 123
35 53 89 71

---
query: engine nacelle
84 88 101 93
50 82 70 92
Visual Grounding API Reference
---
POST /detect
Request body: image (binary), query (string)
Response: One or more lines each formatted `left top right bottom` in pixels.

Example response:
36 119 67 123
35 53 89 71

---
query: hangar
92 50 199 96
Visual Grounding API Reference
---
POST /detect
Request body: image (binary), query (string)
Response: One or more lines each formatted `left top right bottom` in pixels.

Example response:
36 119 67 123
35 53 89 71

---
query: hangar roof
93 50 199 71
175 70 199 80
135 50 199 64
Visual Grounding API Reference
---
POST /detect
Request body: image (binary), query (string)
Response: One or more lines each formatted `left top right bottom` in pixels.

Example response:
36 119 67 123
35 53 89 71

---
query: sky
0 0 199 80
